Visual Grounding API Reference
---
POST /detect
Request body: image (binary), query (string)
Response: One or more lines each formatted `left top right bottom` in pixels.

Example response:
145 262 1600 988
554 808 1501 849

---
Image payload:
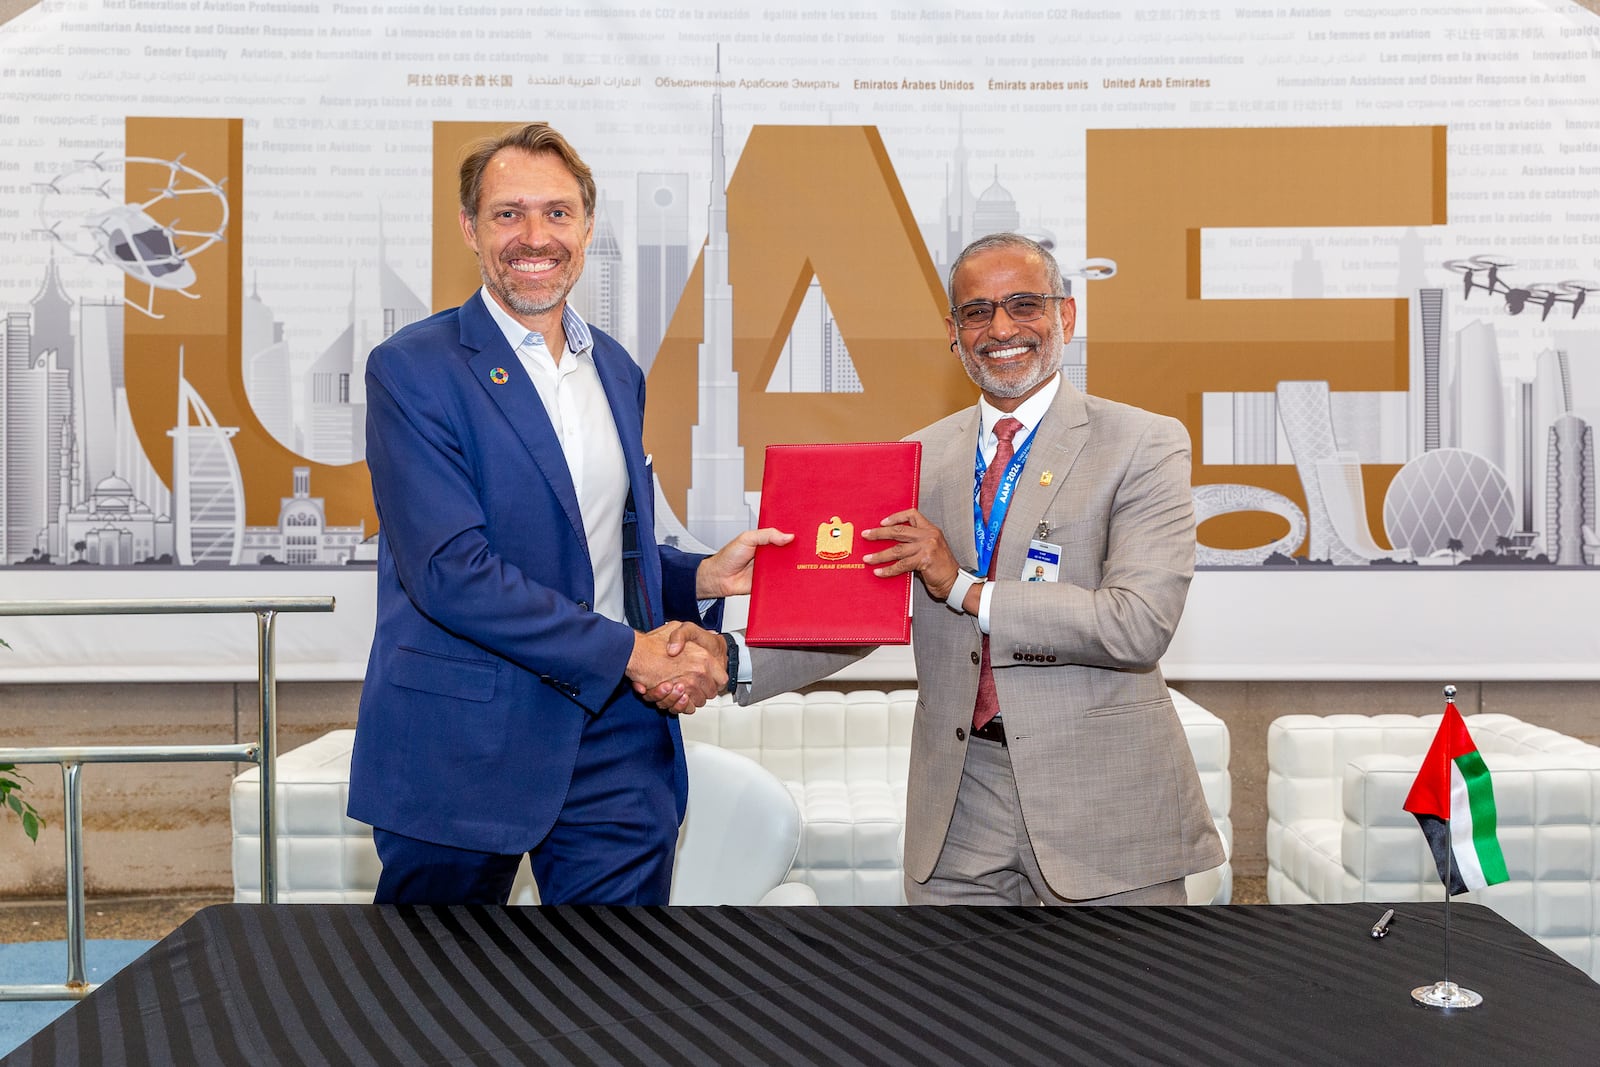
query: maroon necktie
973 417 1022 730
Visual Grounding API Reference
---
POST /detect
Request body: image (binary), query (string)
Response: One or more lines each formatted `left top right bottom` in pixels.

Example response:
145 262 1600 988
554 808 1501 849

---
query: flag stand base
1411 980 1483 1009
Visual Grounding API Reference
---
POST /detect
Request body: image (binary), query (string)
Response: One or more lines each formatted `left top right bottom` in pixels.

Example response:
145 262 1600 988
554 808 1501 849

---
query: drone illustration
1442 255 1596 322
36 153 229 319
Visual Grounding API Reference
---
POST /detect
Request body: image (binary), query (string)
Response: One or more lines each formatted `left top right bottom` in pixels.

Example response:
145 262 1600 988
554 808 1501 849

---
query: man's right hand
625 622 727 714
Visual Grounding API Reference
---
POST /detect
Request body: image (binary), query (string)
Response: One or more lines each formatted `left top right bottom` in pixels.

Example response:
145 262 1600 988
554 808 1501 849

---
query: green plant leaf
0 779 21 792
22 811 39 841
5 794 21 817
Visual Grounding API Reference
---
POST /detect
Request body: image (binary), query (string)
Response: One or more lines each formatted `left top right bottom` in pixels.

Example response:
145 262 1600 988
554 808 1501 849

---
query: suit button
1046 655 1057 663
970 651 980 665
577 600 590 611
1013 652 1023 661
956 727 966 741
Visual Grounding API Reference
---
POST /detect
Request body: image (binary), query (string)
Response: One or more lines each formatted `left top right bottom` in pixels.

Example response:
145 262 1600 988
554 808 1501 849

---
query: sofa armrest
759 882 821 906
1174 697 1231 829
1268 715 1441 867
1339 754 1438 894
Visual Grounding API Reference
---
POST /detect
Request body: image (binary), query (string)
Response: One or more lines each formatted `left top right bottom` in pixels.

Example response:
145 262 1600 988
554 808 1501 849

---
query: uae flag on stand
1403 699 1510 895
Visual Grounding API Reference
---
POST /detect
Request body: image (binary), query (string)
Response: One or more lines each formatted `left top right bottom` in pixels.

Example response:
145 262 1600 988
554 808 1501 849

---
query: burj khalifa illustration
683 48 753 547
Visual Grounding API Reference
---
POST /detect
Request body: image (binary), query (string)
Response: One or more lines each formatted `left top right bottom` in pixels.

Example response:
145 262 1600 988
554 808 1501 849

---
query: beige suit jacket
743 378 1225 899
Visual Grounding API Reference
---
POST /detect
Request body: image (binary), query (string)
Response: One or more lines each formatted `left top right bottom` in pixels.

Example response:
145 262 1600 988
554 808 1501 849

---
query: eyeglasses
950 293 1064 329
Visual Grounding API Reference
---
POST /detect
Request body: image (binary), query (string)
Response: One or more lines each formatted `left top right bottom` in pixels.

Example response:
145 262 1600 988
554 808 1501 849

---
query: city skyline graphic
3 107 1597 568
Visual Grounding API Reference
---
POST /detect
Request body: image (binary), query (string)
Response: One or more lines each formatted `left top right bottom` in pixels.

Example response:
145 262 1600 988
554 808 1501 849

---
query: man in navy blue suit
349 123 788 906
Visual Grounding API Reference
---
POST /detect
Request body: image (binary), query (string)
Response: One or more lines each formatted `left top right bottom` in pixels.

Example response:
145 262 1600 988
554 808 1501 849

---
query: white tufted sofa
667 687 1232 905
233 688 1232 907
677 690 916 905
1267 713 1600 979
233 737 817 905
233 729 380 904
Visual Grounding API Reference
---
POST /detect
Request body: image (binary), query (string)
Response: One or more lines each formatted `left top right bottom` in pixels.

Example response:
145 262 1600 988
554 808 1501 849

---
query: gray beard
480 254 574 319
975 356 1062 398
959 318 1065 398
496 284 565 318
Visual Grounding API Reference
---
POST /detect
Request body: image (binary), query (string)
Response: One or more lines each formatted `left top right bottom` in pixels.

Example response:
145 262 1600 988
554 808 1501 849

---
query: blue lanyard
973 425 1036 574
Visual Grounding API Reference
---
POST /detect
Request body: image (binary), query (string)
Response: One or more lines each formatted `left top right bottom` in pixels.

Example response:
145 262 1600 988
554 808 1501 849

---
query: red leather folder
745 441 922 646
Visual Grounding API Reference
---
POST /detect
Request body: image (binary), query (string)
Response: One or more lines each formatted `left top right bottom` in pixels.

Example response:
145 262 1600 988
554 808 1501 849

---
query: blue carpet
0 940 155 1058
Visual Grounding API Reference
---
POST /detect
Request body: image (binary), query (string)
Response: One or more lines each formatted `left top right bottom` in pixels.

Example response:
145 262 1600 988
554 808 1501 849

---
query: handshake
623 504 959 715
625 621 732 715
616 523 794 715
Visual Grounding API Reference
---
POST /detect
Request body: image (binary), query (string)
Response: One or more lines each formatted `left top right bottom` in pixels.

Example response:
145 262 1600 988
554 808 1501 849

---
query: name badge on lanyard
1023 540 1062 583
973 425 1036 575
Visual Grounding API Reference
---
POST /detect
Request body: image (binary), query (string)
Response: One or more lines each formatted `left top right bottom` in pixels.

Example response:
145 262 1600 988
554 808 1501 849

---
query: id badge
1022 540 1061 583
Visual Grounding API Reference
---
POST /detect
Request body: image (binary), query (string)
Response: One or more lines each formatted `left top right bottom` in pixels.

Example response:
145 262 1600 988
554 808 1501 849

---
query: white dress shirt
950 372 1061 633
480 289 630 625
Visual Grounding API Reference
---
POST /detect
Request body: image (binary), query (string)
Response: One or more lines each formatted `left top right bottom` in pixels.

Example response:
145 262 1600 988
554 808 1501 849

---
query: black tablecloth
5 902 1598 1065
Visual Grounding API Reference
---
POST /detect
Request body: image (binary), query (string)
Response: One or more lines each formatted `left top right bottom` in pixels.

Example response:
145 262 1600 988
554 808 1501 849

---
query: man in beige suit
652 232 1223 905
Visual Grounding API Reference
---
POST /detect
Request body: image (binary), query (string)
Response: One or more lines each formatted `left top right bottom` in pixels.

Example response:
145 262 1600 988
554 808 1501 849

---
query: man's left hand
861 508 961 600
694 527 795 598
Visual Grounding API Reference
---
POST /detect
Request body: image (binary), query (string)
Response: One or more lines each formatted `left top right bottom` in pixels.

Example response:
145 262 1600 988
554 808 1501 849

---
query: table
5 902 1597 1065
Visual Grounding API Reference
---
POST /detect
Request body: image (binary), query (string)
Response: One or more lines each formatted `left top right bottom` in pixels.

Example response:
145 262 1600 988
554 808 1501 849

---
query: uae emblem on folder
815 517 854 561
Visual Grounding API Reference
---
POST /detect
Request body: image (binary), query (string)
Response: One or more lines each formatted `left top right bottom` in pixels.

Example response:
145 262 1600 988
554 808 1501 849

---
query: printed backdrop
1 0 1598 680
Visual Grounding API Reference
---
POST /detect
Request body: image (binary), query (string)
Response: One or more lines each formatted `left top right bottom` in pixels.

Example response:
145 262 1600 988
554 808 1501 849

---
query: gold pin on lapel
1039 470 1053 486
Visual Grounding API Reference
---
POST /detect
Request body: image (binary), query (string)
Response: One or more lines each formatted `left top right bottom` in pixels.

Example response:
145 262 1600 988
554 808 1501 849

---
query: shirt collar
477 288 594 359
978 372 1060 442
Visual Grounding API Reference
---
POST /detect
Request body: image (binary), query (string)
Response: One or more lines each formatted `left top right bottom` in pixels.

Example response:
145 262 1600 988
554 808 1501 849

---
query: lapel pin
489 367 509 385
1039 470 1053 486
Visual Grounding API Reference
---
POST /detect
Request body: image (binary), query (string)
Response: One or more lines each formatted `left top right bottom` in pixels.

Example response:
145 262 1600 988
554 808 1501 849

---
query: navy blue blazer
348 294 711 854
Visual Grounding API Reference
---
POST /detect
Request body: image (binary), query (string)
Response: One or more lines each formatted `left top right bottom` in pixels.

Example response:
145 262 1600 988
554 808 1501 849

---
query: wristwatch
723 633 740 694
945 569 983 613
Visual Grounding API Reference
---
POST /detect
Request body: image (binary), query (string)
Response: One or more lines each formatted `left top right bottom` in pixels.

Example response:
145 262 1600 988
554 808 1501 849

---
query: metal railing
0 595 335 1002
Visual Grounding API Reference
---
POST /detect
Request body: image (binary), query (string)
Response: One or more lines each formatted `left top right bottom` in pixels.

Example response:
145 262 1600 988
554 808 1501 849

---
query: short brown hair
457 122 596 220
